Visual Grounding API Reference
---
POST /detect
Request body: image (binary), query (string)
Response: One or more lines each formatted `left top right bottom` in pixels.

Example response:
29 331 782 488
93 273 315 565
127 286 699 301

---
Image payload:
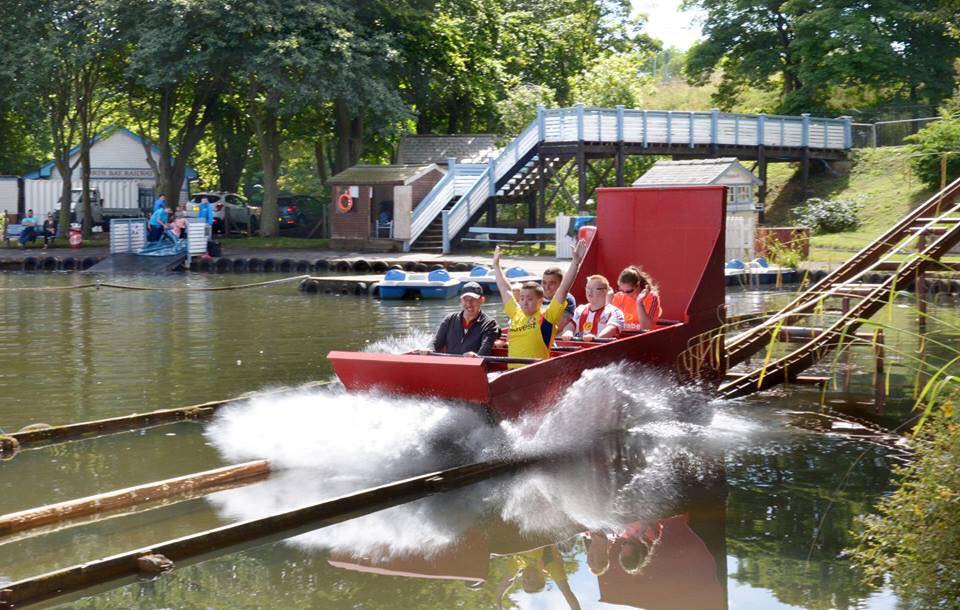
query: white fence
110 218 148 253
540 106 850 150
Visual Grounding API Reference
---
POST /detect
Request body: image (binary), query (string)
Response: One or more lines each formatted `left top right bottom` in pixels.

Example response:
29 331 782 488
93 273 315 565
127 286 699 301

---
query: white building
17 126 197 216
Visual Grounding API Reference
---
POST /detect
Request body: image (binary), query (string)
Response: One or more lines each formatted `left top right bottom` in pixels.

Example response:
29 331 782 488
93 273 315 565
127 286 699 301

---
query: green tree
496 83 556 138
851 405 960 609
905 116 960 190
684 0 960 114
569 51 653 108
115 0 240 203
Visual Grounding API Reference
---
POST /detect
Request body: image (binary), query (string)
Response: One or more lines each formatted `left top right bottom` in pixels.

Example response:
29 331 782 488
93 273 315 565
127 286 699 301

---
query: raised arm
553 239 587 304
491 245 514 301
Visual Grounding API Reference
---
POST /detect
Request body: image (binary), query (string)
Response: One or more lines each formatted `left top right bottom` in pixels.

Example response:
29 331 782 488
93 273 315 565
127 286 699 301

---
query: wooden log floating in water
0 457 537 609
7 382 329 451
0 461 270 537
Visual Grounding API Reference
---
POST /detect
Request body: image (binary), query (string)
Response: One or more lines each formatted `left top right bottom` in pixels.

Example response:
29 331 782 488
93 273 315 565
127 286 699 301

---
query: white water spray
204 360 757 556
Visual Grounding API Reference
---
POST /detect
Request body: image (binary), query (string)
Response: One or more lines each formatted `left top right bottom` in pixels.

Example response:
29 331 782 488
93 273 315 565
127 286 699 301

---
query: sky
631 0 704 51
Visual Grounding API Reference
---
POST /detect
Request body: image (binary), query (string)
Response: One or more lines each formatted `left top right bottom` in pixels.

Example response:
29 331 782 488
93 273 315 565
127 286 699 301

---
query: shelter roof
22 126 197 181
397 135 498 165
632 158 760 186
328 164 440 185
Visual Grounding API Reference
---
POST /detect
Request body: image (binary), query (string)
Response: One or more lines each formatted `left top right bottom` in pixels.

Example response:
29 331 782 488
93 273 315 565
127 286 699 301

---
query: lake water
1 272 957 609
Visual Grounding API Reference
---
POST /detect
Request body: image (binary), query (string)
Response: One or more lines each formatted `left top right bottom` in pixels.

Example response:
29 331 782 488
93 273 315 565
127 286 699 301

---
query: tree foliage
851 406 960 609
684 0 960 114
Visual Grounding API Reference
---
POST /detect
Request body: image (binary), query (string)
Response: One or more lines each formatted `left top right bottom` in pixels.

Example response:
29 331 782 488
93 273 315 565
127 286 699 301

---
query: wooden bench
3 224 28 247
516 227 555 245
4 223 53 248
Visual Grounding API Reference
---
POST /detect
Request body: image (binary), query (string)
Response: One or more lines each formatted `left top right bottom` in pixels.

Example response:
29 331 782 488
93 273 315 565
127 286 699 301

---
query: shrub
850 404 960 609
905 116 960 191
791 197 860 234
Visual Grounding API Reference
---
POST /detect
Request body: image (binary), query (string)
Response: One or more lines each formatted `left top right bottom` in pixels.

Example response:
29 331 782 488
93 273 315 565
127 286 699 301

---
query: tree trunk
140 84 219 209
55 158 72 239
349 115 363 166
80 136 93 237
213 100 252 192
334 97 351 173
252 102 281 238
314 136 329 184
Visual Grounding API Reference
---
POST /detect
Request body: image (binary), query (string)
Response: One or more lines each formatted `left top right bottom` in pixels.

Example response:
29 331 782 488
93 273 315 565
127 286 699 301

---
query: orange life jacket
612 290 661 327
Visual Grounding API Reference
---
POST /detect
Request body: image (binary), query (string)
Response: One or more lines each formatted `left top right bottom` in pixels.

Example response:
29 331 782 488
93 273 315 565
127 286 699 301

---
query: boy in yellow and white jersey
493 239 587 366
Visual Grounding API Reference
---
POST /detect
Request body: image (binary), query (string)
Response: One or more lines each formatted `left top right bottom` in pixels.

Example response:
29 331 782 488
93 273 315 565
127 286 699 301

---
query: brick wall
330 185 372 239
411 169 444 206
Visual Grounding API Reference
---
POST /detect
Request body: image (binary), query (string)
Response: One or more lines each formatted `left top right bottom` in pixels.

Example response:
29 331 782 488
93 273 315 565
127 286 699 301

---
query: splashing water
204 359 757 554
205 385 505 476
362 329 434 354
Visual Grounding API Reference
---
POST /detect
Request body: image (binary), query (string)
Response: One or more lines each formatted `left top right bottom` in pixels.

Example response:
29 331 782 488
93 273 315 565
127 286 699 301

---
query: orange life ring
337 193 354 213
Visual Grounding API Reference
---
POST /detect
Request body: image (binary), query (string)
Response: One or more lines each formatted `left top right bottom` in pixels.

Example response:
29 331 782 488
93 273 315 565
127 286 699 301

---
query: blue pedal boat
464 265 539 294
378 268 461 299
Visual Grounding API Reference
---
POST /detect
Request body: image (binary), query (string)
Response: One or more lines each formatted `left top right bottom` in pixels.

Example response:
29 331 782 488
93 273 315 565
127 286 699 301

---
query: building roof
632 158 760 186
328 164 440 185
397 135 498 165
23 126 198 181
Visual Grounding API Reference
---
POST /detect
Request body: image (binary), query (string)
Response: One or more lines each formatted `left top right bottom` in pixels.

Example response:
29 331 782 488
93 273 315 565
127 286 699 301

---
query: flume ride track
720 177 960 399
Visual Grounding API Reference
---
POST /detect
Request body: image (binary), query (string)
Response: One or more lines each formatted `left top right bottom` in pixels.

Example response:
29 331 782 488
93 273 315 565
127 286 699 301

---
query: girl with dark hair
609 265 662 331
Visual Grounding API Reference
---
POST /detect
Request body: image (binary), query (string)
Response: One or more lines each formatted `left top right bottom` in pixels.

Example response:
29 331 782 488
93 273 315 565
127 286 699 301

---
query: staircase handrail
443 120 541 251
405 169 457 250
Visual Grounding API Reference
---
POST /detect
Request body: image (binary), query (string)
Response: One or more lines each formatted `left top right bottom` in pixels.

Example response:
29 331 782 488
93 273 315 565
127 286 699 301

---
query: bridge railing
539 105 851 150
431 105 851 252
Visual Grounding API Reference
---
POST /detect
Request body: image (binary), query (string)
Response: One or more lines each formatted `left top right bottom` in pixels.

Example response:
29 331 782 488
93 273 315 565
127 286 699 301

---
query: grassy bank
762 148 936 262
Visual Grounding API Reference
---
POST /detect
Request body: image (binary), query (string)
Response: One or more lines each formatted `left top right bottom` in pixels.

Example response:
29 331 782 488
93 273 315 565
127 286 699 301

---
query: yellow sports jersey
504 296 566 366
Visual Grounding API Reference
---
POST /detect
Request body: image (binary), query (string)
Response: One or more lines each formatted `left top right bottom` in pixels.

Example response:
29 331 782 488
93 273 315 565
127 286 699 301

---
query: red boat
328 186 727 420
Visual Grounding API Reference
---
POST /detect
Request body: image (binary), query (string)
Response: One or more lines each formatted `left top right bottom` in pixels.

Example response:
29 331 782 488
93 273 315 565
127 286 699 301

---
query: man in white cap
423 281 500 357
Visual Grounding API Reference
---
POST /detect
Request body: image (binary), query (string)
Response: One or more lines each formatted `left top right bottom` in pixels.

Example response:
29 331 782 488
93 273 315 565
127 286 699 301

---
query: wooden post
0 461 270 536
577 143 587 211
874 329 885 414
801 148 811 197
7 382 329 452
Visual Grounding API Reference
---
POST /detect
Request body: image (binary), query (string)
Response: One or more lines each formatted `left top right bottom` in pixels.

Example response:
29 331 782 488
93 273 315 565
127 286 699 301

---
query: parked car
187 191 260 235
276 194 318 230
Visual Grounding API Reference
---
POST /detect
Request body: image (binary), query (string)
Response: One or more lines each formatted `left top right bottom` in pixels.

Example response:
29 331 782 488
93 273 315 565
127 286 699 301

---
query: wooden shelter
328 164 444 250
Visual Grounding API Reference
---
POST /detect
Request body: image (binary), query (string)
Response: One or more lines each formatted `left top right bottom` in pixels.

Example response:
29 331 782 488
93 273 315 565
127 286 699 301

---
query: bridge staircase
719 177 960 399
405 105 852 253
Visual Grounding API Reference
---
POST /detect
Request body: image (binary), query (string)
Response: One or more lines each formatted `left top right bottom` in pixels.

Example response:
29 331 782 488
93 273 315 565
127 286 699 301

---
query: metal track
720 181 960 399
725 177 960 369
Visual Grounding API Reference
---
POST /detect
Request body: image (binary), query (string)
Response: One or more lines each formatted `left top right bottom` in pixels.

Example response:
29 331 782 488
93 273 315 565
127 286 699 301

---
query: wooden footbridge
407 104 851 253
719 177 960 399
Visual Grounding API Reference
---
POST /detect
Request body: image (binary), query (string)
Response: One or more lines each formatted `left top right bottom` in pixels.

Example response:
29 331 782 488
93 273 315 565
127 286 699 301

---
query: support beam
616 142 625 187
577 142 587 211
757 145 767 224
